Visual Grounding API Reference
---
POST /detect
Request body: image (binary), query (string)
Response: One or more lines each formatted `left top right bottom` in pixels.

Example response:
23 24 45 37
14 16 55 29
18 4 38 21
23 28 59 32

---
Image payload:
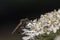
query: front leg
12 18 29 34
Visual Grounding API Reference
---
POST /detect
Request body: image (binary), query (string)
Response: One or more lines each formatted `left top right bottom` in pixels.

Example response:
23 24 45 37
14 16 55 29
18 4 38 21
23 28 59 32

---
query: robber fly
12 18 29 34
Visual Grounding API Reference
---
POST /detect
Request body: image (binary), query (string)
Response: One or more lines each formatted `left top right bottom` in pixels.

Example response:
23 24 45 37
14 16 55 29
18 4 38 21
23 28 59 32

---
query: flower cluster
22 9 60 40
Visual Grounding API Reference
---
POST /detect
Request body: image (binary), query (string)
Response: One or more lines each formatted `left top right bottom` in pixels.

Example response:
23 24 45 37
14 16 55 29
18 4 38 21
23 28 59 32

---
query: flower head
22 9 60 40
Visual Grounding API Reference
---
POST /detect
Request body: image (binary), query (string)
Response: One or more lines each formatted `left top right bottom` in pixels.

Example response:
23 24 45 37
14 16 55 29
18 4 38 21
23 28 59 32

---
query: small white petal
27 23 32 27
25 32 35 36
48 28 52 31
22 36 31 40
58 9 60 13
57 15 60 18
39 30 45 34
22 29 30 32
47 32 50 35
53 28 57 33
33 19 37 23
55 26 59 30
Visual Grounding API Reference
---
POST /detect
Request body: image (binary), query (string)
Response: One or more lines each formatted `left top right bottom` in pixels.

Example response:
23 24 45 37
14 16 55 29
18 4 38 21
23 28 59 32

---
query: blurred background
0 0 60 40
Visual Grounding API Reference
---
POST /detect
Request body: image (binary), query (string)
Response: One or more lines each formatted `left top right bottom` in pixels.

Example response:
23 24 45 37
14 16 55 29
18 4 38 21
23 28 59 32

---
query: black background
0 0 60 22
0 0 60 40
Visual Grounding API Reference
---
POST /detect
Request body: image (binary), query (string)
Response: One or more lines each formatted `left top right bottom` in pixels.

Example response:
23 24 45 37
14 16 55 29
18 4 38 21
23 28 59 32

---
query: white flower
22 9 60 40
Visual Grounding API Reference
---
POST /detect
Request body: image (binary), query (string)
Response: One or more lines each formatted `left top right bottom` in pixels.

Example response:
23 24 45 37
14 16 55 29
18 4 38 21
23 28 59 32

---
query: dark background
0 0 60 40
